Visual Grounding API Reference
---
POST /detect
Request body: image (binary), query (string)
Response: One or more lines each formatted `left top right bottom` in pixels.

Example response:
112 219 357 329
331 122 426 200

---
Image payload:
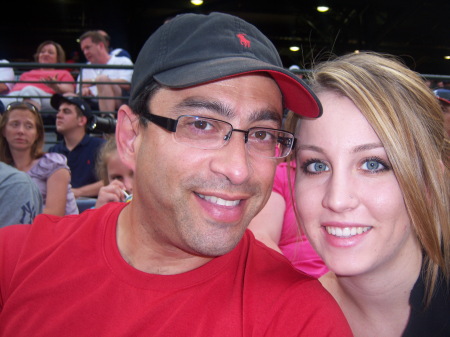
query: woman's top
402 264 450 336
11 69 75 94
27 153 78 215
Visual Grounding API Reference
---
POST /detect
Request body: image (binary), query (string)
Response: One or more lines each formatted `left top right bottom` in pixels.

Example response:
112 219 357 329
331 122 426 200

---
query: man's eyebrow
174 98 234 118
173 97 282 124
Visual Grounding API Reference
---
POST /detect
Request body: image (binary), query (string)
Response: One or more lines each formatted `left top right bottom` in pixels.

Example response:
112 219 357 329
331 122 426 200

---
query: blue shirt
48 135 105 189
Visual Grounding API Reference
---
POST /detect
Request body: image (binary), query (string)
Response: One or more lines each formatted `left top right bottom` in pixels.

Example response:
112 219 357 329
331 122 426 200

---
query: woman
295 52 449 336
1 41 75 111
95 135 133 208
0 102 78 216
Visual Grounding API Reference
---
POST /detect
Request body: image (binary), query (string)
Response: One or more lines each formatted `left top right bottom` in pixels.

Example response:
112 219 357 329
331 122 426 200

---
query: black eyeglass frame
141 111 296 158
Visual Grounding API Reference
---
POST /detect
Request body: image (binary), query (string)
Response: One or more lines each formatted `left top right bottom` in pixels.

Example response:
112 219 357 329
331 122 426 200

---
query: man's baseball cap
433 88 450 105
50 94 92 119
130 12 322 118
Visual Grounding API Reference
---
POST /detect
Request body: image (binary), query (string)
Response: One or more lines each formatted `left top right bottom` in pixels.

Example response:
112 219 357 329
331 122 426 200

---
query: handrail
0 62 134 115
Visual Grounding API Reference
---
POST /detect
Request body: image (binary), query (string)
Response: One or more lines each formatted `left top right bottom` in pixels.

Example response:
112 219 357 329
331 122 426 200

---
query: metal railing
0 62 134 139
0 61 134 111
2 61 450 137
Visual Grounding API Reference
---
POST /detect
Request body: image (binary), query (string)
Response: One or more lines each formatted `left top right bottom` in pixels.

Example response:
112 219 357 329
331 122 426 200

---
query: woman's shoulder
30 153 69 178
40 152 68 165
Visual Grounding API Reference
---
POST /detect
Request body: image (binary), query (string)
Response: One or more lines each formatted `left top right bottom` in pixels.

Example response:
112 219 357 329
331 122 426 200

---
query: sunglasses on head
5 102 39 114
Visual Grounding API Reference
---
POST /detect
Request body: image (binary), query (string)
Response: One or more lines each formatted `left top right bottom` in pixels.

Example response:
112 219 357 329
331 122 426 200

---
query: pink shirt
11 69 75 94
274 161 328 278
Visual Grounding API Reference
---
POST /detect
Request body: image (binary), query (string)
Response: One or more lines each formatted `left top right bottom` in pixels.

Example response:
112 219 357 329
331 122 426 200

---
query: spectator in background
95 135 133 208
48 94 105 198
0 41 75 111
0 102 78 216
77 30 133 113
0 59 15 95
433 88 450 137
0 162 43 227
97 30 132 60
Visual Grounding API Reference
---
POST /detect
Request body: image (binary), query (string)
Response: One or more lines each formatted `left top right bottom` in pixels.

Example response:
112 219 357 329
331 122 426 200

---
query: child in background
95 135 133 208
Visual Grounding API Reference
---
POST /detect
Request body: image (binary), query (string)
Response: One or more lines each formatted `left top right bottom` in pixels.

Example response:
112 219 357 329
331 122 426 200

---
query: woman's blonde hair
0 103 45 165
95 135 118 186
306 52 450 305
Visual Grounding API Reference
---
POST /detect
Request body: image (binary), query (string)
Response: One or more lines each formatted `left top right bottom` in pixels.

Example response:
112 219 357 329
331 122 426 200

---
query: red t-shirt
0 203 351 336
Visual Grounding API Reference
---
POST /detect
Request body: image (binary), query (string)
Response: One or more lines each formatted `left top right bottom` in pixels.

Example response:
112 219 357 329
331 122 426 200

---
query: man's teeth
197 193 240 206
326 226 371 238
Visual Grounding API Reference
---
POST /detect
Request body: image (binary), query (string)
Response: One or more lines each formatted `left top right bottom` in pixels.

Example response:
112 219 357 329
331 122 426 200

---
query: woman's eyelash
300 158 327 175
362 156 391 172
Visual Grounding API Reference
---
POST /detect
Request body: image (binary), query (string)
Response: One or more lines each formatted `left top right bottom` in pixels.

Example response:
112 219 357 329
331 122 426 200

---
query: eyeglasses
142 112 296 159
6 102 39 114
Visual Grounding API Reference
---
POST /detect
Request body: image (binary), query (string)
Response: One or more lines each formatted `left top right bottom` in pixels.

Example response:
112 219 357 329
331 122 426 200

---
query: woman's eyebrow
296 144 324 154
296 143 384 154
352 143 384 153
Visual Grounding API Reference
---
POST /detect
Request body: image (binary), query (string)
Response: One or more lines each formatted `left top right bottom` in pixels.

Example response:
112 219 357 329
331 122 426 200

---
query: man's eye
255 130 268 140
251 130 276 142
193 120 212 130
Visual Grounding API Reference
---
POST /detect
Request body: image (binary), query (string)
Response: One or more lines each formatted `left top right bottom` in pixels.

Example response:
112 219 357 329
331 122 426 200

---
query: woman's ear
116 105 140 172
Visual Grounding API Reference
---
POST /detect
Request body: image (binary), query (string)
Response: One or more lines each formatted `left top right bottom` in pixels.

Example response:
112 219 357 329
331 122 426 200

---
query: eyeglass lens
173 116 293 158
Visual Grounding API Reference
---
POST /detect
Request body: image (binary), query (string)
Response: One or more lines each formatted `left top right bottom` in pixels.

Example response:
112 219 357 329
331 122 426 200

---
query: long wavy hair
0 103 45 165
305 52 450 306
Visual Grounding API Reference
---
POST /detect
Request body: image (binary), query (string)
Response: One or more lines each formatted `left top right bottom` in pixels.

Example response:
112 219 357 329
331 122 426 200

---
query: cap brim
153 57 322 118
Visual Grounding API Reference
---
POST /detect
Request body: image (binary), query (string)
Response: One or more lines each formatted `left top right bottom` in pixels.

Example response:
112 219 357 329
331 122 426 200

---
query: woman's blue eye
362 159 385 172
303 160 329 174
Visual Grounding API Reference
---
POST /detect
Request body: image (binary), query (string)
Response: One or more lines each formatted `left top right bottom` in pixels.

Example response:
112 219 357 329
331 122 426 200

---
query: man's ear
116 104 140 172
78 115 88 127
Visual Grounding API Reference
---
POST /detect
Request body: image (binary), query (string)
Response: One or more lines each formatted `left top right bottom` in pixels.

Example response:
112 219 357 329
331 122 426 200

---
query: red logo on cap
236 34 250 48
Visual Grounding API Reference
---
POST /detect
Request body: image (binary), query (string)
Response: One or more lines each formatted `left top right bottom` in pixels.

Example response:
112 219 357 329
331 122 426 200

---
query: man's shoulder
48 141 67 153
0 162 26 182
244 230 318 286
1 203 124 251
109 55 134 66
83 135 106 147
240 231 353 335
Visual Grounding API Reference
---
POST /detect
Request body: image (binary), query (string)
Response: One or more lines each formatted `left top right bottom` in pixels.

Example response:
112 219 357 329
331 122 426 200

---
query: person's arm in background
42 71 75 95
95 179 127 208
72 180 104 199
248 191 285 253
44 168 71 216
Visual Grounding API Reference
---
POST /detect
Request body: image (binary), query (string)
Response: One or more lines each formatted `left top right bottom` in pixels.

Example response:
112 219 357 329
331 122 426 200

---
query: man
77 30 133 113
97 29 132 59
0 13 352 336
48 94 105 198
0 162 42 227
